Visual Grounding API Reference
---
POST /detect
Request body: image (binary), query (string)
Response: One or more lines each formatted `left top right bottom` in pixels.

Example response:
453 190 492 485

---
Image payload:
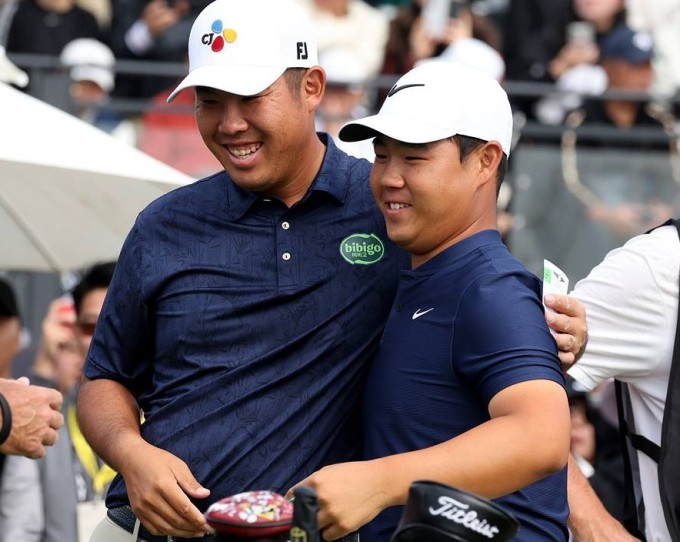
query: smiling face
194 68 326 206
370 135 501 268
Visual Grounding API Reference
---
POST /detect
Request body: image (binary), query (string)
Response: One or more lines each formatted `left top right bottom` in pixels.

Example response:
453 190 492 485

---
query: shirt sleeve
454 271 564 405
568 232 674 391
83 216 154 397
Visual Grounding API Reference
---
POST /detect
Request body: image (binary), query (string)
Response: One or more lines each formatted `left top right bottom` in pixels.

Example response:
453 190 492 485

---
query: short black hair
283 67 307 94
71 261 116 317
451 134 508 195
0 277 19 319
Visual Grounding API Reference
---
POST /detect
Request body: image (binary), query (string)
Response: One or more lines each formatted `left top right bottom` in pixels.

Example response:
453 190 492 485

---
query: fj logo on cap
339 233 385 265
201 19 237 52
296 42 308 60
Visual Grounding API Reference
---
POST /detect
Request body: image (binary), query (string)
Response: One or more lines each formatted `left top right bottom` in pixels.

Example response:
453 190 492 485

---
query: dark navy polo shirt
85 136 408 509
362 230 568 542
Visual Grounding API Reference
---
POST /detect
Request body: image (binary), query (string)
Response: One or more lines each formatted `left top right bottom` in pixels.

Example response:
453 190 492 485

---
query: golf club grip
290 486 320 542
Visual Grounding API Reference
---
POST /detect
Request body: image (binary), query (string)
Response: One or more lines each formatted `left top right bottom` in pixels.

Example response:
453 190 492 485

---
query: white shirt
568 224 680 542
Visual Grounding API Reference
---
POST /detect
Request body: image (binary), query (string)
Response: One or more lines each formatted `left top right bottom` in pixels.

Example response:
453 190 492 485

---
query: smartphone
423 0 468 38
566 21 595 48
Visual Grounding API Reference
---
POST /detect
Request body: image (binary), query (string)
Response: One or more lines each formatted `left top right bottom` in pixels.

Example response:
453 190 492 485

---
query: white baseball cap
167 0 319 102
60 38 116 93
339 61 513 156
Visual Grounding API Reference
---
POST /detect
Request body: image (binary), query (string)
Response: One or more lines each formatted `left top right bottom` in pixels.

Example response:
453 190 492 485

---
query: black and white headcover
391 481 519 542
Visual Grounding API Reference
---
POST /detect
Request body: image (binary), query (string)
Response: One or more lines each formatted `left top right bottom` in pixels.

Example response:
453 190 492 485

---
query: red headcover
205 490 293 539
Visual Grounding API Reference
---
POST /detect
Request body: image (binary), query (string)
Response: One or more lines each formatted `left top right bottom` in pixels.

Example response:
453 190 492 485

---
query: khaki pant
89 516 170 542
78 501 109 542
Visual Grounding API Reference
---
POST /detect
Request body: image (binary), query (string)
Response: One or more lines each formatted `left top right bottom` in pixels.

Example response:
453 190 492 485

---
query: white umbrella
0 82 195 272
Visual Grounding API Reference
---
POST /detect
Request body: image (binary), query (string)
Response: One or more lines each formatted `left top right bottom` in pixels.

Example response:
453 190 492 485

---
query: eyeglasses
77 321 97 336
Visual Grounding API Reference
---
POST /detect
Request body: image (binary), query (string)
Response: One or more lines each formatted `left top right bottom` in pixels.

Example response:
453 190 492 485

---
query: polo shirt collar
224 133 353 220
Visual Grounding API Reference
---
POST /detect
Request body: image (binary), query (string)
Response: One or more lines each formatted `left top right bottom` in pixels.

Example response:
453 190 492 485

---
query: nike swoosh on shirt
412 308 434 320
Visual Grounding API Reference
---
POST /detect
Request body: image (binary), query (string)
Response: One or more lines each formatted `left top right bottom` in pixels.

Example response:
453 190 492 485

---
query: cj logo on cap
201 19 237 52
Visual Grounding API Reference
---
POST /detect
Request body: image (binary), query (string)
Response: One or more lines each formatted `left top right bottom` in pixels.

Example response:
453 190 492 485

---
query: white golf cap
60 38 116 93
339 61 513 156
167 0 318 102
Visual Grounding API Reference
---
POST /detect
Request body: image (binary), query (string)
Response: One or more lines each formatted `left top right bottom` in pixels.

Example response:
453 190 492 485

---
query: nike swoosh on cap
387 83 425 97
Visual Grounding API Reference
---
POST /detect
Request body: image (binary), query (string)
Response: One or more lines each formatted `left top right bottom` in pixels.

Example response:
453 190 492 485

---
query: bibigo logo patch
339 233 385 265
201 19 237 52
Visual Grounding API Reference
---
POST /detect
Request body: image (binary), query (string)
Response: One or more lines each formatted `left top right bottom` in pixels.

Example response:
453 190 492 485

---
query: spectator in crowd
108 0 211 99
501 0 574 117
409 0 501 67
2 0 104 99
378 0 503 104
0 262 117 542
582 22 656 129
0 280 64 462
295 0 391 79
537 19 656 130
4 0 102 56
0 277 23 479
76 0 111 33
502 0 574 83
547 0 625 83
59 37 123 133
627 0 680 99
316 46 375 161
0 278 21 381
29 297 77 389
533 0 646 126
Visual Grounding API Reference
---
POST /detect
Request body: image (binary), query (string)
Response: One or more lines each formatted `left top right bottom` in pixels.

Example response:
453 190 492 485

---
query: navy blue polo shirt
362 230 569 541
85 136 407 509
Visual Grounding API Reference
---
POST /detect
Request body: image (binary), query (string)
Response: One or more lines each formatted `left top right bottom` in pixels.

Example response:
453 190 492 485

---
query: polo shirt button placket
280 221 291 261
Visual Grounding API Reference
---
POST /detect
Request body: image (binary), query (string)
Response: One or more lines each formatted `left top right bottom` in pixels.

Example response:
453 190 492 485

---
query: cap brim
338 113 455 144
167 64 286 102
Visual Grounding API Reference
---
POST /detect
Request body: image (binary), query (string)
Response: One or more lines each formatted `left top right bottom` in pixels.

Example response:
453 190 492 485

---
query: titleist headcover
391 481 519 542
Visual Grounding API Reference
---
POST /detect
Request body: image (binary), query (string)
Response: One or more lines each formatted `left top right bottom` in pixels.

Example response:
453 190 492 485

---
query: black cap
599 24 654 64
0 277 19 318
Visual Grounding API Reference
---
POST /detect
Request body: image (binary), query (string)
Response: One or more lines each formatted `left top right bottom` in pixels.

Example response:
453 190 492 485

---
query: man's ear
303 66 325 110
478 141 503 182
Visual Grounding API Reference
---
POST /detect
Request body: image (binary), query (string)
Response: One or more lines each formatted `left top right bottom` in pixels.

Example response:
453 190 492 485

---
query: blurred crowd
0 0 679 170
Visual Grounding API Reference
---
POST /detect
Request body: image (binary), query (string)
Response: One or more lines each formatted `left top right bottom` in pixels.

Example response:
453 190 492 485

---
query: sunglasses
77 321 97 336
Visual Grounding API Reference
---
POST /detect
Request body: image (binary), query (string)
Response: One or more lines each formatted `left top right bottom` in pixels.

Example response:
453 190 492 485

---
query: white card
543 259 569 312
